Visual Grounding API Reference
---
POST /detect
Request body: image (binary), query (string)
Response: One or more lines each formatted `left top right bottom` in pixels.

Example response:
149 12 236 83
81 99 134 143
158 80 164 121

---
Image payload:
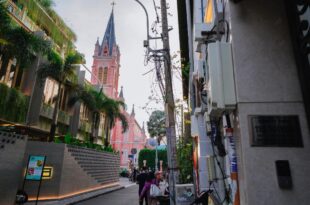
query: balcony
6 0 39 32
79 120 92 133
40 104 70 125
5 0 76 54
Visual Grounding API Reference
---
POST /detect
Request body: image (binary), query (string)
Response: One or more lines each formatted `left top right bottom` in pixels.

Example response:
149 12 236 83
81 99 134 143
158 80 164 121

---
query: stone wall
0 131 27 205
21 142 120 202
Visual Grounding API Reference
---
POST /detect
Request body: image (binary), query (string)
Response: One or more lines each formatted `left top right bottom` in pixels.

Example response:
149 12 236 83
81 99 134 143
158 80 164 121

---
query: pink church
91 9 147 168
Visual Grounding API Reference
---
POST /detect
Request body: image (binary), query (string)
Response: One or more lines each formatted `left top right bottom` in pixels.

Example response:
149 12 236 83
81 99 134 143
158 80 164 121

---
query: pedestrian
133 167 138 182
137 166 148 205
140 171 162 205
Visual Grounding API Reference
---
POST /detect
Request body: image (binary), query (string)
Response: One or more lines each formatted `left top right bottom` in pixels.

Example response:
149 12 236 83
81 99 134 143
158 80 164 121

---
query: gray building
177 0 310 204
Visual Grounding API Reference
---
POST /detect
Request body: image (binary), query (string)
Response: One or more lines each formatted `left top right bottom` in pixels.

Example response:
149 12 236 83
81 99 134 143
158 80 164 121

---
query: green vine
0 83 29 123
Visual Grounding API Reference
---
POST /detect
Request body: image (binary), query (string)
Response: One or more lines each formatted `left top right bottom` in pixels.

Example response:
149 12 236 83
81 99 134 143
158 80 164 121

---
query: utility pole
160 0 178 204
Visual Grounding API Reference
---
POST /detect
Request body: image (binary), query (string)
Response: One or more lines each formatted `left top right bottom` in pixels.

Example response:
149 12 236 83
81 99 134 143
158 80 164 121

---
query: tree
177 139 193 184
69 85 128 145
38 50 84 142
147 110 166 144
0 3 12 45
138 148 167 170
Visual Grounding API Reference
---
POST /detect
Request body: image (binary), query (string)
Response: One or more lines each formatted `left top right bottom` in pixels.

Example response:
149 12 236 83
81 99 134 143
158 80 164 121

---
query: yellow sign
42 166 53 180
204 0 214 24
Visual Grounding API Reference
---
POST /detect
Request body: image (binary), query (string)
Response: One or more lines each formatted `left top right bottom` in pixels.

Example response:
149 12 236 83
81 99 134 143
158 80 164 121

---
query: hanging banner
226 128 240 205
25 156 46 181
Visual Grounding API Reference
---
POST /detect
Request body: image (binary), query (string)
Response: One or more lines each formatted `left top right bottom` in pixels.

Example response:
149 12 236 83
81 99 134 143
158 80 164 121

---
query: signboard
25 156 46 181
250 115 302 147
175 184 195 205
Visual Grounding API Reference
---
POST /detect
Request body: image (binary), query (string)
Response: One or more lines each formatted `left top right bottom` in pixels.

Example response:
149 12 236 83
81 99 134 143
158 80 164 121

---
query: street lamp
134 0 161 53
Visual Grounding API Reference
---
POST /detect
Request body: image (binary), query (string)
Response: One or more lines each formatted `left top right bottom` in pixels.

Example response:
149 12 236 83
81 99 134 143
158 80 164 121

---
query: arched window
103 46 108 55
103 67 108 84
98 67 103 83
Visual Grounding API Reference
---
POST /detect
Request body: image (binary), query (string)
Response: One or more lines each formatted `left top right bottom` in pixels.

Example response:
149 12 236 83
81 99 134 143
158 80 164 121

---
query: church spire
142 122 145 133
119 86 124 100
100 8 116 56
131 104 135 117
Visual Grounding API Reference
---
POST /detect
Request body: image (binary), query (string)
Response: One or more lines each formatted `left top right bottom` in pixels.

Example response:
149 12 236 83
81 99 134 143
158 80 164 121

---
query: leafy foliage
37 0 54 9
0 6 51 82
54 133 118 154
38 50 84 84
37 50 85 141
177 139 193 184
17 0 76 47
0 3 12 43
0 83 29 123
0 2 51 81
119 168 130 177
69 85 128 142
138 148 167 170
147 110 166 144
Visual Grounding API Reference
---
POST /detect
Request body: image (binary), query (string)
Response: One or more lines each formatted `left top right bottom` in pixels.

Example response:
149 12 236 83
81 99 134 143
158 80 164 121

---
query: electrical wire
152 0 160 23
208 118 232 204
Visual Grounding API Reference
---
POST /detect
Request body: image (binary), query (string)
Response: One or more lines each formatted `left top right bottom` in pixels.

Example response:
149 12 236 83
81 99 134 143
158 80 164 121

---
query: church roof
119 86 124 99
100 9 116 56
131 104 135 116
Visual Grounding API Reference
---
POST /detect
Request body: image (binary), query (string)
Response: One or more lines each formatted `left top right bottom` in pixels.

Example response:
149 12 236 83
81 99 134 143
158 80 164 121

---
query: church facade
91 9 147 168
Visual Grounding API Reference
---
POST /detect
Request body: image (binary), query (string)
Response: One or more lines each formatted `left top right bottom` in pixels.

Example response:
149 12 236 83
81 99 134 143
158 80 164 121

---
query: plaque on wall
250 115 303 147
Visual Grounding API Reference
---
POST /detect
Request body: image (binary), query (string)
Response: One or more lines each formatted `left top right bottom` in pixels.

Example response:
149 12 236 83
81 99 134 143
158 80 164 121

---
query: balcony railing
6 0 39 32
58 110 70 125
6 0 67 54
40 104 70 125
79 120 92 133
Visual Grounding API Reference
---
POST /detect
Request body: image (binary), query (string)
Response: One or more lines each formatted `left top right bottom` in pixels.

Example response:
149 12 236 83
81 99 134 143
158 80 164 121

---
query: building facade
177 0 310 205
0 0 90 139
91 9 147 168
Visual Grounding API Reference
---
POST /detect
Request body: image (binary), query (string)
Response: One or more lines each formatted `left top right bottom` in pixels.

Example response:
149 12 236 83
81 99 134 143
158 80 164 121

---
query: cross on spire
111 1 116 9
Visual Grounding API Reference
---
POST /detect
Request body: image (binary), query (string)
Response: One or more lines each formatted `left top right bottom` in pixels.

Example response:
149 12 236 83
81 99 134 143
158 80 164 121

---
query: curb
69 185 125 205
25 185 125 205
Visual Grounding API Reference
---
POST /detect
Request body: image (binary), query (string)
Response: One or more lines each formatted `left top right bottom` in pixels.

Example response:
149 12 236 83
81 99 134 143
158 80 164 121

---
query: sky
53 0 182 129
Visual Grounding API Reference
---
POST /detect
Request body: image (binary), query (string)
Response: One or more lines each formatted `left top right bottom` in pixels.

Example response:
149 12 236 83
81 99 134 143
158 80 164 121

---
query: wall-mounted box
207 41 236 117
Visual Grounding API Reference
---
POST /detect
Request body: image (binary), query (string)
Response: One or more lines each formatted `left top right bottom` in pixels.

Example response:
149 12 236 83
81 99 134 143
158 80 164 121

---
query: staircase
67 145 120 185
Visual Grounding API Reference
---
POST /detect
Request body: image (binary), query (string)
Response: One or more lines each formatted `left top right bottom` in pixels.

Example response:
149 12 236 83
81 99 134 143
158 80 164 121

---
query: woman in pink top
140 171 161 205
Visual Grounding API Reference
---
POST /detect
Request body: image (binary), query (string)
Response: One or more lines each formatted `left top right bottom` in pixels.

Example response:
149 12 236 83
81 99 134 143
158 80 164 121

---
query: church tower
91 9 120 99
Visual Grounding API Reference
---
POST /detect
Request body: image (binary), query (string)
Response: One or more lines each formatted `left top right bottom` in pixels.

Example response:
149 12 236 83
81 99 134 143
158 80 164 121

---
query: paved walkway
74 185 139 205
119 177 137 188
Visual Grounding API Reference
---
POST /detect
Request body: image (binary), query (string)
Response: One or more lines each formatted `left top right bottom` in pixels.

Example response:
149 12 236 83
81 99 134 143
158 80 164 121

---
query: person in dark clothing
137 166 148 205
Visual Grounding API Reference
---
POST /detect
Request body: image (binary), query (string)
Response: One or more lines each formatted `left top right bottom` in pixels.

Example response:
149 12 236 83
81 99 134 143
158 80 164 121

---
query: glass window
103 67 108 84
98 67 103 83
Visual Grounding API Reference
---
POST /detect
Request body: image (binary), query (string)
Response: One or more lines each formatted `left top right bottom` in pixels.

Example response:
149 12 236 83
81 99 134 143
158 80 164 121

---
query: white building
177 0 310 204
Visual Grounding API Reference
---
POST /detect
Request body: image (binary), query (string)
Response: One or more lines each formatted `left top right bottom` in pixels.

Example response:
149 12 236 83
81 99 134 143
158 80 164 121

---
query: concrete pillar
69 69 85 137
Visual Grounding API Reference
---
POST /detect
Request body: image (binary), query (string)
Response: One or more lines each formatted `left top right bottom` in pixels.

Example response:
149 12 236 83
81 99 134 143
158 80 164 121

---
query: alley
74 185 139 205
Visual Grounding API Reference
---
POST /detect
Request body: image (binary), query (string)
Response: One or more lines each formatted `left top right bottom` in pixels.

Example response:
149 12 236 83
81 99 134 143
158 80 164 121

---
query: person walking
140 171 162 205
137 167 148 205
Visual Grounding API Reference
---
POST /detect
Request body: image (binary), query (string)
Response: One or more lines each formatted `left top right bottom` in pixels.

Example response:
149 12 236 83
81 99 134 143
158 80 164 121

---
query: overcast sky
54 0 182 129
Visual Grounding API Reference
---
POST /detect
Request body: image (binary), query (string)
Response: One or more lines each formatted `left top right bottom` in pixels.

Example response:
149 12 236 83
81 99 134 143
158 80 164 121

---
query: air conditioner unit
207 42 236 117
175 184 195 205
